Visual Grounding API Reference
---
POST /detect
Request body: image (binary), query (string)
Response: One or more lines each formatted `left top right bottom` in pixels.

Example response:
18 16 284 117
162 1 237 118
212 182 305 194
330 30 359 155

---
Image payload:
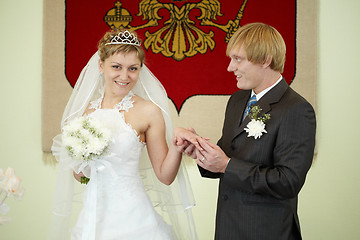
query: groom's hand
196 138 230 173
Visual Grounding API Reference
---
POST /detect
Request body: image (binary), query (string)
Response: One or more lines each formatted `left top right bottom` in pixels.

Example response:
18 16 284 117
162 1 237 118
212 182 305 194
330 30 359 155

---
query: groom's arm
198 166 222 179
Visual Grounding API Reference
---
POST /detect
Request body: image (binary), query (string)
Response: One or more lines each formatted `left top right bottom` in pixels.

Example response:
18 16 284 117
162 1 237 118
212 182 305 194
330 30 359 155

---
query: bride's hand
172 138 192 153
73 171 85 183
173 127 206 151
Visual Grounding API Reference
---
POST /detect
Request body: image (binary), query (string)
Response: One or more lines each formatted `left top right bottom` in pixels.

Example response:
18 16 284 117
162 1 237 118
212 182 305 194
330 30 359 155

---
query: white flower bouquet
62 116 111 162
0 167 25 225
62 116 112 184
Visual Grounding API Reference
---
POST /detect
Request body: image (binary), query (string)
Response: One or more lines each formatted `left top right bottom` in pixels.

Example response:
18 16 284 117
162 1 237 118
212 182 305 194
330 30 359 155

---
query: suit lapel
231 79 289 140
235 91 252 127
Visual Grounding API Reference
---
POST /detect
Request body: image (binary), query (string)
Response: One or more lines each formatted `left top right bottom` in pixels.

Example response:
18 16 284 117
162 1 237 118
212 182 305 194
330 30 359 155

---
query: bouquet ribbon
73 156 117 240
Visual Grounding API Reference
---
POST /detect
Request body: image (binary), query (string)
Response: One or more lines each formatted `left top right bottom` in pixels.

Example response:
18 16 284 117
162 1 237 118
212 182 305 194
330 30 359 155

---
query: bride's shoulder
133 95 162 116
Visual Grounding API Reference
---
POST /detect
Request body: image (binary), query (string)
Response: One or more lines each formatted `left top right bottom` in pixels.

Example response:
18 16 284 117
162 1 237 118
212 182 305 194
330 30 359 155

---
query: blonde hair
226 23 286 73
98 29 145 65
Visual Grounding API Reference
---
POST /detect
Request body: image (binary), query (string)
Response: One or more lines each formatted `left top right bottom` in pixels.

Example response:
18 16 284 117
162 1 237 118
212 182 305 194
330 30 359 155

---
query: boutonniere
244 106 271 139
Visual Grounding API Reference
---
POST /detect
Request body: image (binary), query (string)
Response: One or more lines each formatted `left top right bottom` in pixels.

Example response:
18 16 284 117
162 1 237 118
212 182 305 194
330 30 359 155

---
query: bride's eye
129 67 138 71
112 65 120 70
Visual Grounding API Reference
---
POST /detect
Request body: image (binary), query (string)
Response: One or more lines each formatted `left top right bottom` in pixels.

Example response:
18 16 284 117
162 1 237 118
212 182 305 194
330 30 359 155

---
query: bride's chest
89 109 144 148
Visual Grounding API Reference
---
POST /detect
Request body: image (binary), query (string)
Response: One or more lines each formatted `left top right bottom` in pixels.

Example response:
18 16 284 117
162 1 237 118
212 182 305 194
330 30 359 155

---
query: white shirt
251 75 283 100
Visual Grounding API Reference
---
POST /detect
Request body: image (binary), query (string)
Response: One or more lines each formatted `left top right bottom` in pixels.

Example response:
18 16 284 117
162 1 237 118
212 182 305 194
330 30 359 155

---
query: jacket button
222 195 228 200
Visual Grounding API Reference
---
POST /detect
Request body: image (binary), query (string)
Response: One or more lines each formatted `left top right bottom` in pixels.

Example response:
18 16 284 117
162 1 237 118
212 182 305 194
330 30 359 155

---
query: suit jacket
199 79 316 240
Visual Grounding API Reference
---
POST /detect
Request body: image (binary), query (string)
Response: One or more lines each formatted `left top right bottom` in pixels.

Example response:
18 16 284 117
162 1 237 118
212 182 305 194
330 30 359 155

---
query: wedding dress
70 92 174 239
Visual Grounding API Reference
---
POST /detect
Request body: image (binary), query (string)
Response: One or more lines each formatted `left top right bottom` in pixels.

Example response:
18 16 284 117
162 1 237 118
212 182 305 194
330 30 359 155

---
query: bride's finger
197 138 215 153
184 143 195 155
186 136 204 151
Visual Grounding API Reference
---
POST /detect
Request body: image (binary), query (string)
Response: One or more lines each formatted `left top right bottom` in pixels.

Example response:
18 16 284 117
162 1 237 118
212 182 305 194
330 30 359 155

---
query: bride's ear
98 59 104 74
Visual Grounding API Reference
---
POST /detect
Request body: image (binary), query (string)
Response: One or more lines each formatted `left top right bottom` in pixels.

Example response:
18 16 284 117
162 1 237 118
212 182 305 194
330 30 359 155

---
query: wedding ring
200 157 205 161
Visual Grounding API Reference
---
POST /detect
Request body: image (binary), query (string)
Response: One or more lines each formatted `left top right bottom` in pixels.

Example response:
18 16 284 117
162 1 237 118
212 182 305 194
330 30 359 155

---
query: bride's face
99 51 141 97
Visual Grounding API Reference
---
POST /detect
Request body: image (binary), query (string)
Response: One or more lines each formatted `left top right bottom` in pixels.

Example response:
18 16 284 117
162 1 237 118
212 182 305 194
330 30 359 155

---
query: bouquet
62 116 112 183
62 116 111 161
0 167 25 225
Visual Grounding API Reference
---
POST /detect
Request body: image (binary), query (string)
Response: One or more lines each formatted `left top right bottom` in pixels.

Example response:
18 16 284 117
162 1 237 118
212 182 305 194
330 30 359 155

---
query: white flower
0 168 24 225
244 119 268 139
62 116 111 161
0 168 25 199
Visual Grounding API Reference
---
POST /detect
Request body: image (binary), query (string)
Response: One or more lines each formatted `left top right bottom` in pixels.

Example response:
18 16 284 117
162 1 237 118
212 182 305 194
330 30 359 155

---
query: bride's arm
145 105 199 185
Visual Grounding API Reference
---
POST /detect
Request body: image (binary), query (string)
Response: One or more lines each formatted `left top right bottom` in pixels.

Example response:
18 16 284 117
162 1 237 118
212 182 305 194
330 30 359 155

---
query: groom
182 22 316 240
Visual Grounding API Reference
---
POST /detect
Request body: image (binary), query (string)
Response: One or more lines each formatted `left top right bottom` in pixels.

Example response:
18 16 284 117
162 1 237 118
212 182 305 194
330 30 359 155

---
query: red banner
65 0 296 112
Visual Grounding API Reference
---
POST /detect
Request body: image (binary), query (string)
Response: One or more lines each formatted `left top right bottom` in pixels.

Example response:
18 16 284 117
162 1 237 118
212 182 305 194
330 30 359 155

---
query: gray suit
200 79 316 240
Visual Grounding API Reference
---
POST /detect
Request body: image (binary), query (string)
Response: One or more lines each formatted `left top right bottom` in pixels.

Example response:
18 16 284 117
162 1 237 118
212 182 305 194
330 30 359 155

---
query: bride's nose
118 69 129 80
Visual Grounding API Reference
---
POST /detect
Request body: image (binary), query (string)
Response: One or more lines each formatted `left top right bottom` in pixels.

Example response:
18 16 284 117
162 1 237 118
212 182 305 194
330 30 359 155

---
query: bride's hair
98 29 145 66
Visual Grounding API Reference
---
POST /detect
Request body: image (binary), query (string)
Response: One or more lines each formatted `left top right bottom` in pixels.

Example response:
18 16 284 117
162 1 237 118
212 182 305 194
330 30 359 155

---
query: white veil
48 52 198 239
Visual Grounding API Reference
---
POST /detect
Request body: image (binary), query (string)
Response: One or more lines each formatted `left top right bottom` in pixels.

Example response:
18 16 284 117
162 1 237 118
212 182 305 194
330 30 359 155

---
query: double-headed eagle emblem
104 0 248 61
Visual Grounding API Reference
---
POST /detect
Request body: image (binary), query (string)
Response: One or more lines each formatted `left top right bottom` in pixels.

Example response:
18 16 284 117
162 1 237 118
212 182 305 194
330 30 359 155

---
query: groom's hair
226 22 286 73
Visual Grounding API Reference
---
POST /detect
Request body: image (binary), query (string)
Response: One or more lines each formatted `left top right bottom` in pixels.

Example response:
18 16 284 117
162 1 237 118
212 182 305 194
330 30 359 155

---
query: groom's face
227 45 267 94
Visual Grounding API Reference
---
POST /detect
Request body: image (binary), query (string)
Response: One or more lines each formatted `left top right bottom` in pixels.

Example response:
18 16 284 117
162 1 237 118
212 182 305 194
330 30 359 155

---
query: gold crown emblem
103 0 249 60
104 1 132 29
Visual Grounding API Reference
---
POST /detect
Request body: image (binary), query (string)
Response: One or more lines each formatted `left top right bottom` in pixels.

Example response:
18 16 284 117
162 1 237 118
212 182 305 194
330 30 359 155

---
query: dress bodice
86 91 145 178
88 109 145 176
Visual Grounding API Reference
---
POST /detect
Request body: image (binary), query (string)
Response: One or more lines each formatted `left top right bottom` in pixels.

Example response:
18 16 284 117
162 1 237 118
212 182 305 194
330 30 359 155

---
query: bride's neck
102 92 129 108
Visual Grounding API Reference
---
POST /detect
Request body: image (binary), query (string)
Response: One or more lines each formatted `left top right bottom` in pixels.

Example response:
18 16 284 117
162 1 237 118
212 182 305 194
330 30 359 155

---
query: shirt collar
251 75 283 101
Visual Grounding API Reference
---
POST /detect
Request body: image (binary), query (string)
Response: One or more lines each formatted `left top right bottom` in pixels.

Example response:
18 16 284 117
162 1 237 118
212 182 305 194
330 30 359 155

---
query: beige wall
0 0 359 239
299 1 360 238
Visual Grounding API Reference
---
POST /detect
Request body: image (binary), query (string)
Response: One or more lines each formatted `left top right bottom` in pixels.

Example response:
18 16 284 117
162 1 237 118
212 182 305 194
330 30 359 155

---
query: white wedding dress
71 92 175 240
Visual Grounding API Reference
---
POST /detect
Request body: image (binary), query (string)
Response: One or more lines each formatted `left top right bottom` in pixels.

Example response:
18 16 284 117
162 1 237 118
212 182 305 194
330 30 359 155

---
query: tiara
105 30 141 46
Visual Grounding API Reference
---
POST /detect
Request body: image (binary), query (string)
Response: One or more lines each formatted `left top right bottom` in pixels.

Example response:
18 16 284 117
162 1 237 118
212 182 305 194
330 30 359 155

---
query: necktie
243 95 257 120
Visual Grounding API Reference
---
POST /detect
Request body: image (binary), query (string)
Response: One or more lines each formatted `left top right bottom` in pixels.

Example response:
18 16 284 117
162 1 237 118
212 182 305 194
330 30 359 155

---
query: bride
48 29 199 240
